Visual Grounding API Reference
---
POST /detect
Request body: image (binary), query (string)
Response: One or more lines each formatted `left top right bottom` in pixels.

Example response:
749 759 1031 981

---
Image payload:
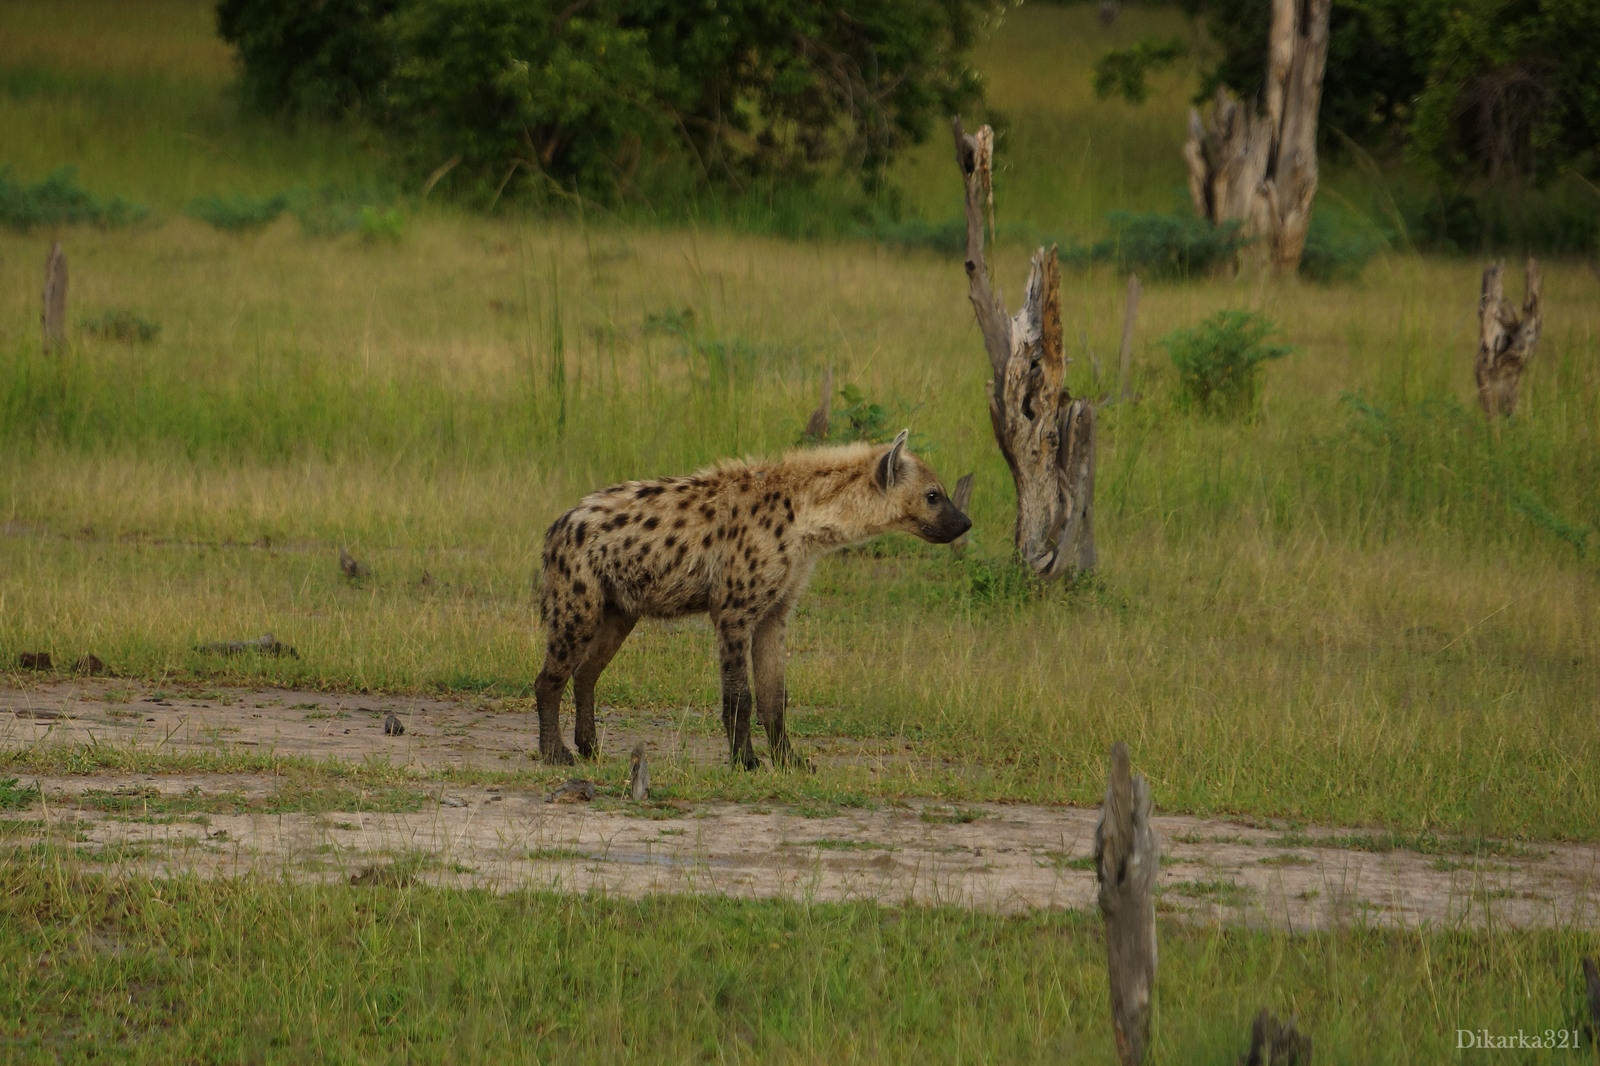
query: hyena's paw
543 745 578 767
731 747 763 772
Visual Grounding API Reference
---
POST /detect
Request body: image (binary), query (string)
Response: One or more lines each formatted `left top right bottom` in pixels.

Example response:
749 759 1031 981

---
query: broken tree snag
1243 1009 1313 1066
805 367 833 441
42 242 67 353
1118 273 1141 403
1094 740 1158 1066
953 117 1097 578
949 472 974 553
1476 258 1542 417
1183 0 1331 274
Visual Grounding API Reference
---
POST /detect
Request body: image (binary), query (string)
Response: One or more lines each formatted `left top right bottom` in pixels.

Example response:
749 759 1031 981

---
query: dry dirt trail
4 680 1596 932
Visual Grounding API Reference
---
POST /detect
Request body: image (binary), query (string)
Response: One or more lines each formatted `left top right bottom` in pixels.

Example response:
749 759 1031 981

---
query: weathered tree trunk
1476 258 1541 417
1183 0 1331 274
1118 273 1141 403
953 117 1097 578
42 242 67 353
1095 740 1158 1065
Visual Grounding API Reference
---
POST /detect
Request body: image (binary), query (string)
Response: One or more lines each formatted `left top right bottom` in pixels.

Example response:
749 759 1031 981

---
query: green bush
215 0 402 117
79 310 161 344
216 0 994 201
1299 207 1387 282
292 185 402 237
1160 309 1292 418
0 167 146 231
185 192 290 232
1091 212 1245 279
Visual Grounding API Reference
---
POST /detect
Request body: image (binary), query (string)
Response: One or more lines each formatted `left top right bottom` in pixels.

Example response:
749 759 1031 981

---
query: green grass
0 863 1595 1063
0 4 1597 845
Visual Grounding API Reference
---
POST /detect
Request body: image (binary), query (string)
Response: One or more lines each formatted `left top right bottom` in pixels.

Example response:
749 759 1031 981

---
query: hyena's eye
924 490 940 505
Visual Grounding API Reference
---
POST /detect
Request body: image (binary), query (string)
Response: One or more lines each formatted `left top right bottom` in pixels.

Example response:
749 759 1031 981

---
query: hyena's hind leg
752 605 806 769
535 580 606 766
572 607 638 759
713 613 760 771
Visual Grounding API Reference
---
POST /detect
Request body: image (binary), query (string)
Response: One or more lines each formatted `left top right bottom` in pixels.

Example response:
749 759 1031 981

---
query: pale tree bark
1095 740 1158 1066
1476 258 1542 417
953 117 1096 578
42 242 67 353
1183 0 1331 274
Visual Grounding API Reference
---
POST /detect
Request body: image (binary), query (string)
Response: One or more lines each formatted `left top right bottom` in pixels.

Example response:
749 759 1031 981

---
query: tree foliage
216 0 995 200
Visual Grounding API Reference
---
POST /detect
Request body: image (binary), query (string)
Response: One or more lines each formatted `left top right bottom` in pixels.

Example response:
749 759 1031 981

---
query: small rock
14 709 68 720
383 713 405 736
440 794 469 808
546 779 596 804
17 652 52 671
72 653 106 676
192 633 298 659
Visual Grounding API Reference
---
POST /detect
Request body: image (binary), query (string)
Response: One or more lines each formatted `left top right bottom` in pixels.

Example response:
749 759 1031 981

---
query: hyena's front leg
714 618 759 771
752 607 804 769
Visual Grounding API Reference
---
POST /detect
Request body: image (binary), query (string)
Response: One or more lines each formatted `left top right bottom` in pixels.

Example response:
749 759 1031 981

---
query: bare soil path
4 681 1597 931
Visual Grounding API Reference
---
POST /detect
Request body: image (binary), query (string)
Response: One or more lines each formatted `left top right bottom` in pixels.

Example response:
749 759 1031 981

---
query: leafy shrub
1091 212 1245 279
1299 207 1387 282
216 0 402 117
185 192 289 232
293 185 402 237
867 216 966 256
1160 309 1292 417
79 310 161 344
1092 37 1186 105
0 167 146 231
217 0 994 201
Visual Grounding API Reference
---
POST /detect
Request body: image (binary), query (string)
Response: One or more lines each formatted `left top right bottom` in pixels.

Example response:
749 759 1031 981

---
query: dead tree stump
1476 258 1541 418
953 117 1097 578
949 473 975 553
805 367 833 441
1182 0 1331 274
1094 740 1159 1065
42 242 67 353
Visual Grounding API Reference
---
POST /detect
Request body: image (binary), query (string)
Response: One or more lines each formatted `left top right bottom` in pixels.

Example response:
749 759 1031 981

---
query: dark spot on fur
664 535 676 548
677 499 691 510
637 485 664 498
700 505 715 519
774 523 786 538
573 522 587 546
643 516 659 530
623 536 635 549
571 580 587 595
702 534 713 548
673 517 686 529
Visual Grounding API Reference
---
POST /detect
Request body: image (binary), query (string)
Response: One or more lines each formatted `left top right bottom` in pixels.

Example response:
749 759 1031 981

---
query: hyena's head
874 430 972 544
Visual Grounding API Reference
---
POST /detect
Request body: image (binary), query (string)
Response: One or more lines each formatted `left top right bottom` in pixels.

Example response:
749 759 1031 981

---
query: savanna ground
1 1 1598 1061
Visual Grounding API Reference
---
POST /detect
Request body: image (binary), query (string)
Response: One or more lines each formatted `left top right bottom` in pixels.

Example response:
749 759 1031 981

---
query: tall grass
1 1 1598 841
2 864 1596 1063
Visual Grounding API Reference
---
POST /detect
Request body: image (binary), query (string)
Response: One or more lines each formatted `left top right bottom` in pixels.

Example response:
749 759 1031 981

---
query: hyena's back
540 464 805 630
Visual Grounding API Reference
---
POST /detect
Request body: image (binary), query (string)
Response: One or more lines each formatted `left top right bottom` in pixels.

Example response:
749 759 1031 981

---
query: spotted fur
534 431 971 767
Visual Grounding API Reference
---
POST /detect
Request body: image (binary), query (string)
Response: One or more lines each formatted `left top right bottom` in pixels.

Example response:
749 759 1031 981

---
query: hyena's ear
875 429 911 491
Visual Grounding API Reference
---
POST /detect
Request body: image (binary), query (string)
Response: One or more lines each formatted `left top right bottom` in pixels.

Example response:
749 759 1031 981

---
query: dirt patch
4 682 1598 930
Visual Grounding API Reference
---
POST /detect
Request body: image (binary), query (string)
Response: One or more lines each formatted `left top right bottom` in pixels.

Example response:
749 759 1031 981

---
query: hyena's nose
955 512 972 536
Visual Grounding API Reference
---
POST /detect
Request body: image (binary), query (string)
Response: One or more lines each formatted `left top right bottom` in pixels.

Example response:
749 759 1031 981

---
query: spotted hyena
535 430 971 769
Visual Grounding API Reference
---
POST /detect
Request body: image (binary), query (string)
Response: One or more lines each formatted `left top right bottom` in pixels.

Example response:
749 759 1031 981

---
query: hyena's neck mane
760 442 889 557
